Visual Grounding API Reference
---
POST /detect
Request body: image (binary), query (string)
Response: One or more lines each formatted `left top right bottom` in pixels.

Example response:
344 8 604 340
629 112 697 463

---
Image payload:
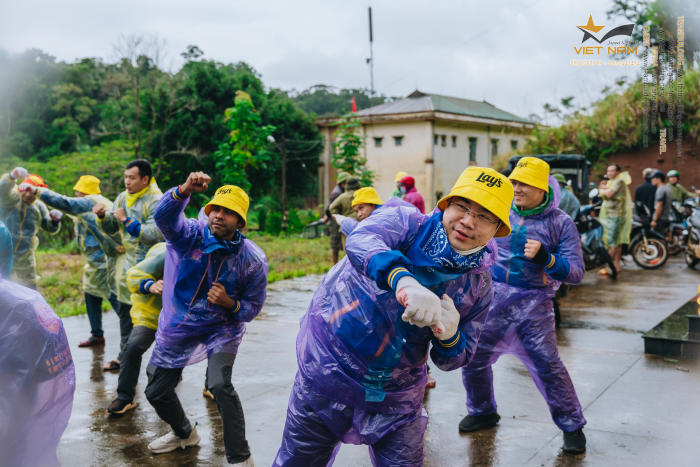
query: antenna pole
368 6 375 100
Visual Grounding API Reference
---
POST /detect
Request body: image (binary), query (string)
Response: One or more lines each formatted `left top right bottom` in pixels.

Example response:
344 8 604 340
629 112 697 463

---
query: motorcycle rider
634 168 657 216
650 171 672 235
667 169 698 203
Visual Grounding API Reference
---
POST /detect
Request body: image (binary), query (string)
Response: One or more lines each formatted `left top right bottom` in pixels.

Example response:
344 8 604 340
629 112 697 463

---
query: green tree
331 114 374 186
212 91 276 192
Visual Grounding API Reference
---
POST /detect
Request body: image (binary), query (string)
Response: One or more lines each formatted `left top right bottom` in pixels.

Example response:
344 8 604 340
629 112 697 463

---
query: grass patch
37 235 339 318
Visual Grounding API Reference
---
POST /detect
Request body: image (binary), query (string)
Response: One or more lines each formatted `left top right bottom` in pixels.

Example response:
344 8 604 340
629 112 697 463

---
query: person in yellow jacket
38 175 124 347
598 164 632 275
93 159 163 372
0 168 62 288
108 242 165 415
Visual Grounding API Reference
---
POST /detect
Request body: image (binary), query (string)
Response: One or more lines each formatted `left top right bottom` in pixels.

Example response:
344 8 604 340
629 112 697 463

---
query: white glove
332 214 348 224
396 276 442 328
432 294 460 341
18 182 37 194
49 209 63 221
10 166 28 180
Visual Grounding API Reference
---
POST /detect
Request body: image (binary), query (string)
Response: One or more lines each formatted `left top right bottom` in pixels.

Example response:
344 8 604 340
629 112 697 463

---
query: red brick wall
604 140 700 190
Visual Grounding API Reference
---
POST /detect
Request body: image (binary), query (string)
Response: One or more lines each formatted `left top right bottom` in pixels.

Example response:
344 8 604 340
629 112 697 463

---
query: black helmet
650 170 666 182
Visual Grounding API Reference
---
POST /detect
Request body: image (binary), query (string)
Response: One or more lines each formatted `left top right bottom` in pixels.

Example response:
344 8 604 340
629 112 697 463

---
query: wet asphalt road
56 256 700 466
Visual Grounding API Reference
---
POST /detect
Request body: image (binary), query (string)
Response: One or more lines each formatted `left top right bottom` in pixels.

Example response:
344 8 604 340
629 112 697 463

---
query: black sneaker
458 413 501 432
562 428 586 454
108 399 138 416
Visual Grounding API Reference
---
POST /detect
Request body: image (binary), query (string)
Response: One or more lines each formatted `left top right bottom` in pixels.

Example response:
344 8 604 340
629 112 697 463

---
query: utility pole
367 6 375 100
280 137 288 232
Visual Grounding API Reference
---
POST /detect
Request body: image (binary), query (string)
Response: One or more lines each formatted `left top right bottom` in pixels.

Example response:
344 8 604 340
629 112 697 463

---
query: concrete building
317 90 535 208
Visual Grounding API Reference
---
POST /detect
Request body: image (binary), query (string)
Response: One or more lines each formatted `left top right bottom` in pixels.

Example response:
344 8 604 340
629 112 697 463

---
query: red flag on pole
351 96 357 113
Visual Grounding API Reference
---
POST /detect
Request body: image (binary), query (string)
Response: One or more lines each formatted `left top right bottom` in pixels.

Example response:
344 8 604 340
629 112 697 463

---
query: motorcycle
625 201 669 269
575 189 617 279
667 200 687 256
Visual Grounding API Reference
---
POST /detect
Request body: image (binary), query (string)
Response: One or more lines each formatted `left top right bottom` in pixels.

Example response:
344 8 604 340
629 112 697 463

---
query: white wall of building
432 123 528 202
362 120 432 203
319 117 531 209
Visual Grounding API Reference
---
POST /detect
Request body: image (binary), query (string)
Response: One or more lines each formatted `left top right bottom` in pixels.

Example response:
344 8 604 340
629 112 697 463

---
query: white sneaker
229 457 255 466
148 426 200 454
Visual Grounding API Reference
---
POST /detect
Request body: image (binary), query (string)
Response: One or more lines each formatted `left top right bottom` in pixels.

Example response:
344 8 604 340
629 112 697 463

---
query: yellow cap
73 175 101 195
437 166 514 237
394 171 408 182
509 156 550 192
204 185 250 226
352 187 383 207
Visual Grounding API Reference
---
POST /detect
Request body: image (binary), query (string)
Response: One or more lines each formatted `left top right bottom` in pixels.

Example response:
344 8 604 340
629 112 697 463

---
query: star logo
578 14 605 33
576 15 635 44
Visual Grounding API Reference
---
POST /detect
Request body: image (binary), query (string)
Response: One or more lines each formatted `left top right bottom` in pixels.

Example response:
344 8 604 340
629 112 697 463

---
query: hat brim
204 201 247 227
437 185 511 237
508 173 549 192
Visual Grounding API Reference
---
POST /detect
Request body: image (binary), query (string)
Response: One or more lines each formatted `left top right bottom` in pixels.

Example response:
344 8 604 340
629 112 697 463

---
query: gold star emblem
578 14 605 33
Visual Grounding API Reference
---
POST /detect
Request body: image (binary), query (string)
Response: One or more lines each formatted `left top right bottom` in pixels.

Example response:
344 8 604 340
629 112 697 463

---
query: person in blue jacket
274 166 514 466
459 157 587 454
145 172 267 467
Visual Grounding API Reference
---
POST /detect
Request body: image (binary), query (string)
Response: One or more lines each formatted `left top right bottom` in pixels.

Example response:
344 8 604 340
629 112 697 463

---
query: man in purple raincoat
0 264 75 467
144 172 268 466
274 167 514 466
459 157 587 454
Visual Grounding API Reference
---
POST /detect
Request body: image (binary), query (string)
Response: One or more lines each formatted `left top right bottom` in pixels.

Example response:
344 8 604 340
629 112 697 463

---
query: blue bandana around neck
202 225 244 255
406 212 489 290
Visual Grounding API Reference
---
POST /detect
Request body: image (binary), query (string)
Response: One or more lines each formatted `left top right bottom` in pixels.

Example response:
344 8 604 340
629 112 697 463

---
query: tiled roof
355 90 532 124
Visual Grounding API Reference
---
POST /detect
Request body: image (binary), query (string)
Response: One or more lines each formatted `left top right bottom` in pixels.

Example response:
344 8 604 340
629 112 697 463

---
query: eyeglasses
449 201 499 225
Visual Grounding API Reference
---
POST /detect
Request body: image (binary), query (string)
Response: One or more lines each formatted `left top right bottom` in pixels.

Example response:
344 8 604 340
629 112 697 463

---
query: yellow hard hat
73 175 101 195
352 187 383 207
509 156 550 192
394 171 408 182
204 185 250 226
437 166 514 237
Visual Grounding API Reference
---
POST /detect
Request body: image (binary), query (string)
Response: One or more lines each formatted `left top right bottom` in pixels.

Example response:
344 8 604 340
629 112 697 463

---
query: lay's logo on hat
475 172 503 188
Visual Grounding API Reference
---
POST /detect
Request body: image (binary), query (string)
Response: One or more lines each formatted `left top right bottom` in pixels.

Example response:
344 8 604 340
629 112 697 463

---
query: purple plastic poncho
148 188 268 369
0 279 75 467
275 205 496 464
461 177 587 432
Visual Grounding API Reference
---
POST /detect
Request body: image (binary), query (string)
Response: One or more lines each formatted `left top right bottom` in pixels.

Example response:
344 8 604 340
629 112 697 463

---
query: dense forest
0 43 393 229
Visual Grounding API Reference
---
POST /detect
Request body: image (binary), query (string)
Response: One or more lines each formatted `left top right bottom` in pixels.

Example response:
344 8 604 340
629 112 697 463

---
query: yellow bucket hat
394 171 408 182
437 166 514 237
73 175 101 195
509 156 550 192
352 187 383 207
204 185 250 226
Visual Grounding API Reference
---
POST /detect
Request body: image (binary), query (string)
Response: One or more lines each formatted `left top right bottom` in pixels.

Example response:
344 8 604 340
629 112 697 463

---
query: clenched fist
49 209 63 222
180 172 211 196
148 280 164 295
523 238 542 260
207 282 236 309
10 167 28 180
113 208 127 223
92 203 107 218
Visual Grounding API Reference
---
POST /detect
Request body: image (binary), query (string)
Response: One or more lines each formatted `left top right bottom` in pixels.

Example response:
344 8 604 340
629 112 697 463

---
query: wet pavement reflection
57 259 700 466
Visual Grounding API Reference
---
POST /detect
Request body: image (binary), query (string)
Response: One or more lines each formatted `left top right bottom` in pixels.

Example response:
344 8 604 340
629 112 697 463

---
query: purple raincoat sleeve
431 275 494 371
339 216 358 236
345 206 425 274
154 187 200 253
234 251 269 323
546 215 585 284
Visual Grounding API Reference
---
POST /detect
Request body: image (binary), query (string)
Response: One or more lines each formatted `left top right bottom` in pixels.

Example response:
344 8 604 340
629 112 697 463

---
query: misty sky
0 0 654 121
